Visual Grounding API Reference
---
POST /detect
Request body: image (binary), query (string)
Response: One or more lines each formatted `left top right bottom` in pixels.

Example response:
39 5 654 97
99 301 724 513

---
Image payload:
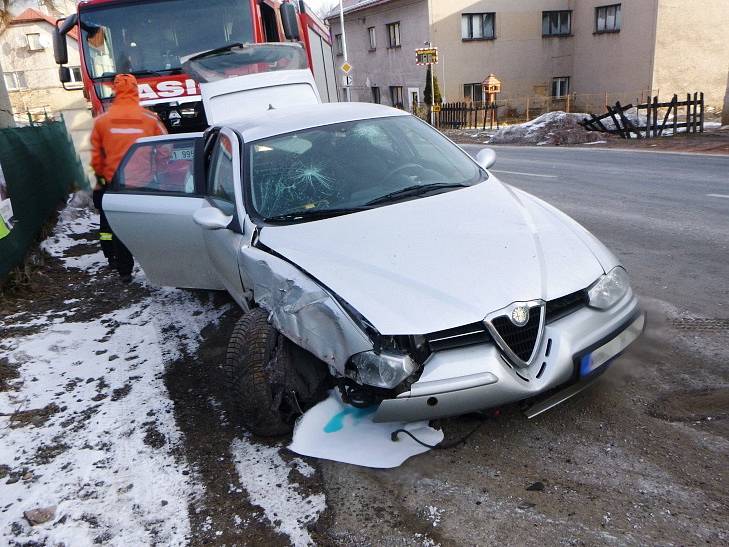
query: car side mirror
475 148 496 170
193 207 232 230
58 66 71 84
281 2 301 40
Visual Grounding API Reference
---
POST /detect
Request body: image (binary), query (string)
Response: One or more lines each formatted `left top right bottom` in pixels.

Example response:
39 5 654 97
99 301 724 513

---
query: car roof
224 102 410 142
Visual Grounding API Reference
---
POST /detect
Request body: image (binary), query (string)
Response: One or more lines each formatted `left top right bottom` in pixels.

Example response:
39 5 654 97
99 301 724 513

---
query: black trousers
92 188 115 261
92 188 134 276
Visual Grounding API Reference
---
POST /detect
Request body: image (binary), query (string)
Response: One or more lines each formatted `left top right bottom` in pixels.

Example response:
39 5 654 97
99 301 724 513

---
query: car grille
545 290 587 323
490 311 542 362
425 322 492 353
422 290 586 358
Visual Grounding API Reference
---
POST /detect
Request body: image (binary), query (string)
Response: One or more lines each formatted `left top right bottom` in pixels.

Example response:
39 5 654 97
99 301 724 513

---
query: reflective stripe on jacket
90 74 167 182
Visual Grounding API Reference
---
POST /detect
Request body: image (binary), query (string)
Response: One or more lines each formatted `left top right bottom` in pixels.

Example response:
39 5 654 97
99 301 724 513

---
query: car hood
258 180 609 335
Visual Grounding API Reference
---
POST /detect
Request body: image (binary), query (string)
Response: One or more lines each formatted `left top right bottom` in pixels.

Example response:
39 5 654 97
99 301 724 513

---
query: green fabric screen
0 120 88 281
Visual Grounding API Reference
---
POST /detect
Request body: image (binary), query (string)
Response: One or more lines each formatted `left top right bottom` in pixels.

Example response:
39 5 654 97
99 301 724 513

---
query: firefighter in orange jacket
90 74 167 283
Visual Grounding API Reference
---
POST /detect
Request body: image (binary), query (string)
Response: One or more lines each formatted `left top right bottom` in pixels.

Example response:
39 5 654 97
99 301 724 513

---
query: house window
335 34 343 56
463 83 484 103
542 10 571 36
69 66 83 85
26 33 43 50
390 85 403 108
3 71 28 90
387 22 400 48
461 13 495 40
596 4 621 33
552 77 570 98
372 86 381 104
368 27 376 50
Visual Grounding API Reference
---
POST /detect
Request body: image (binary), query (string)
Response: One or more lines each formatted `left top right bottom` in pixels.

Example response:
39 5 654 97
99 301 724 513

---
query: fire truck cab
53 0 337 133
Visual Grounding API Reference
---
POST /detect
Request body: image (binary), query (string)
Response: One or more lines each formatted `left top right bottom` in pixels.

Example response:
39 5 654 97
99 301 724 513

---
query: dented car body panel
104 102 644 423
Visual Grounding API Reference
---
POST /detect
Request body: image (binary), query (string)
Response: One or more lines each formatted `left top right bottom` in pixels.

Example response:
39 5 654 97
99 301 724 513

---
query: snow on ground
489 111 603 145
0 207 227 545
231 438 326 546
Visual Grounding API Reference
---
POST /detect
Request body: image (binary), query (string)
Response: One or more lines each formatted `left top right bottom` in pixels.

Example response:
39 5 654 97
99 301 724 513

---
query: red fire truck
53 0 337 132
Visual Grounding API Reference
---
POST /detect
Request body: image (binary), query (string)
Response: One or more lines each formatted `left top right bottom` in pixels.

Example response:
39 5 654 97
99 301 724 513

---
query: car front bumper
373 291 645 423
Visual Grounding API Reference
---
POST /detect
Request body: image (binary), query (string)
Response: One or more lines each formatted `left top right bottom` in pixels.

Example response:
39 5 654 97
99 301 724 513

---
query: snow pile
231 438 326 546
0 210 227 545
489 111 604 145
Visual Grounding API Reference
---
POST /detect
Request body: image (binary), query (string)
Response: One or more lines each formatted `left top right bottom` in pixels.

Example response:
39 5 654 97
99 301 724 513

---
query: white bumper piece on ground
374 292 644 423
289 391 444 468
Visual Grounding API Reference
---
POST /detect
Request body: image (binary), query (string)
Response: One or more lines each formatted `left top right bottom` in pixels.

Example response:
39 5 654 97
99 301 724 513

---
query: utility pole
424 41 435 125
338 0 351 102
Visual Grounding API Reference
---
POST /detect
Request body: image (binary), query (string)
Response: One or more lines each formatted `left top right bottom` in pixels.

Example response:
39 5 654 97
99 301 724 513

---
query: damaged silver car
104 102 645 436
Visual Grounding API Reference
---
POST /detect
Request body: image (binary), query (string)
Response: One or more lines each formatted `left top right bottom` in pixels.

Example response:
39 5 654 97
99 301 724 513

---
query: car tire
224 307 329 437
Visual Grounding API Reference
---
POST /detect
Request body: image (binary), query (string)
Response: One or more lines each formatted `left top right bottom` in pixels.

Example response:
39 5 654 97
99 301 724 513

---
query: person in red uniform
90 74 167 283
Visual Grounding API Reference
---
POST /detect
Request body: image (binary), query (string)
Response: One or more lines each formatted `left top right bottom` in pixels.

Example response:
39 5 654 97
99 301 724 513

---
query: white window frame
461 13 495 40
552 77 570 98
596 4 621 33
387 22 401 48
68 66 84 87
4 71 28 91
368 26 376 50
26 32 43 51
542 10 572 36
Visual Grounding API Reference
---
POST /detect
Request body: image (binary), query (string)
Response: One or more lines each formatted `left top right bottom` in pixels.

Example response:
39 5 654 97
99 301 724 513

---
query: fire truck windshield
79 0 253 81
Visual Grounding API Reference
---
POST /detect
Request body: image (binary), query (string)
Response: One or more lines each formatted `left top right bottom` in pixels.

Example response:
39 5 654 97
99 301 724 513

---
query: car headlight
588 266 631 309
349 351 417 389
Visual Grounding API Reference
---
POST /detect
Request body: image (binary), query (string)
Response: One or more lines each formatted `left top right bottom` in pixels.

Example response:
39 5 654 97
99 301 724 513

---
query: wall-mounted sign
415 47 438 65
0 161 14 240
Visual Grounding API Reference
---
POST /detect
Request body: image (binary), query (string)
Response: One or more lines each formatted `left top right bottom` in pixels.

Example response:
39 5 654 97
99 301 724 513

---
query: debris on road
288 391 444 468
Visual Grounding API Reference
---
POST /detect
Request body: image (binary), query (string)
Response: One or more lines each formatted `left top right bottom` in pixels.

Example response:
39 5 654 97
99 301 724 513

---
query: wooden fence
580 93 704 139
420 102 499 130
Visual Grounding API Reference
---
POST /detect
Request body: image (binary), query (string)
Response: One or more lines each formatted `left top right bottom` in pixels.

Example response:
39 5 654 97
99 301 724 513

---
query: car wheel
224 307 330 437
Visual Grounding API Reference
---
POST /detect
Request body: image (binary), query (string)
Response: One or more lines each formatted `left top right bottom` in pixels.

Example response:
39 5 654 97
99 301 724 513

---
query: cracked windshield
249 116 485 221
80 0 252 80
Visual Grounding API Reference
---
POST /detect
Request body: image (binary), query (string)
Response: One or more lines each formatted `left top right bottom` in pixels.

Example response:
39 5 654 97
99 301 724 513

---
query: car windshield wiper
265 207 369 223
365 183 469 206
188 42 245 62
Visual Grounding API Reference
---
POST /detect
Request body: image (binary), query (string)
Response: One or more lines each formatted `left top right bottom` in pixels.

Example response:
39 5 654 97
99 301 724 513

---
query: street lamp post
338 0 351 102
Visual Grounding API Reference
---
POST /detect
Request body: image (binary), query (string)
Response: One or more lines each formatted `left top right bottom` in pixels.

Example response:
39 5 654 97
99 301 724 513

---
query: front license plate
578 312 645 377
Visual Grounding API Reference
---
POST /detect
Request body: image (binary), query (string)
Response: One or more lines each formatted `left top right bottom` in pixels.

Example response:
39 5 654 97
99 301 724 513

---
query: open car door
103 133 225 290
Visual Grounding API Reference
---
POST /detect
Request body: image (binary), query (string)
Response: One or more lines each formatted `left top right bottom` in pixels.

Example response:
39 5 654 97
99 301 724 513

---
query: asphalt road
462 145 729 318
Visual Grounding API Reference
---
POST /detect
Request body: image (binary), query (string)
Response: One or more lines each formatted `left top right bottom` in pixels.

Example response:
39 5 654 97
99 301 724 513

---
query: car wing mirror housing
193 207 232 230
476 148 496 170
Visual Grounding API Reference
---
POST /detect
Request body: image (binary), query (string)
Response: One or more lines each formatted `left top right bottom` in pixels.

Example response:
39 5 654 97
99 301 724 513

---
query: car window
207 134 236 215
248 116 484 221
117 139 196 194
